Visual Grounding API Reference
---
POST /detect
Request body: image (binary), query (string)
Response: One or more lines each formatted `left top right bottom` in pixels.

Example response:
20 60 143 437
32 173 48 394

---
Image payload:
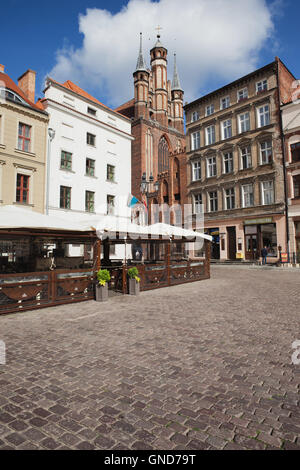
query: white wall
44 82 134 259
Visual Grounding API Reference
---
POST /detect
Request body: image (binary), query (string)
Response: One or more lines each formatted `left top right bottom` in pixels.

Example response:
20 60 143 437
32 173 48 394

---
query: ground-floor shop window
261 223 277 257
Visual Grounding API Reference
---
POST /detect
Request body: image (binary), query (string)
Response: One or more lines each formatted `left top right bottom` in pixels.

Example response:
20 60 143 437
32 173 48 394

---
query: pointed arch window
145 129 153 179
158 137 169 173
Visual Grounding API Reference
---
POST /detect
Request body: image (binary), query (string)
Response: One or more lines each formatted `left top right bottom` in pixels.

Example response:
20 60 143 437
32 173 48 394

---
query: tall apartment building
0 66 48 213
116 34 187 217
184 58 295 262
282 92 300 262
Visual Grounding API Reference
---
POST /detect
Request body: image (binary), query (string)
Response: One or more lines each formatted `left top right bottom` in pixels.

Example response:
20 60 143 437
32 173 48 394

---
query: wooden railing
0 269 95 315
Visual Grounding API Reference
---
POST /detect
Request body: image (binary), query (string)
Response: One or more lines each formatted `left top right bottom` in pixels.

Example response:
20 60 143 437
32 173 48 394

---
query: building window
220 96 230 110
223 152 233 174
107 164 115 182
293 175 300 198
207 156 217 178
191 131 200 151
291 142 300 163
256 79 268 93
192 161 201 181
16 174 29 203
191 111 199 122
18 123 31 152
158 136 169 172
225 188 235 210
60 186 71 209
193 193 202 214
86 132 96 146
208 191 218 212
238 112 250 133
85 191 95 212
222 119 232 140
205 125 215 146
107 195 115 215
87 107 97 116
86 158 95 176
205 104 214 116
260 140 272 164
242 184 254 207
257 104 270 128
240 146 252 169
60 150 72 170
261 181 274 205
237 88 248 101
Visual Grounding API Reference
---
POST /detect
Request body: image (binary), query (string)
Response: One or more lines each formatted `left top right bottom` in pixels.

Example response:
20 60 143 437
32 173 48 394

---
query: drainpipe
276 60 290 258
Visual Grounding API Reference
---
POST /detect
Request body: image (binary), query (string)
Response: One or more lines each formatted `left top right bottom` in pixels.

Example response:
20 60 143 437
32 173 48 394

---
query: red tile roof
46 77 130 120
0 71 43 111
115 98 135 118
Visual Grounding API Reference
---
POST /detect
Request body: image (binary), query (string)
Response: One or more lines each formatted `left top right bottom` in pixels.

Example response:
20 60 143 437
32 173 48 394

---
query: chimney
18 69 36 103
0 64 5 73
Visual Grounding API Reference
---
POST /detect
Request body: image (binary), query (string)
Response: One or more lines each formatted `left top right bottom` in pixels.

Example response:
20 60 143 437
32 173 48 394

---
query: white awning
0 205 90 232
0 207 212 242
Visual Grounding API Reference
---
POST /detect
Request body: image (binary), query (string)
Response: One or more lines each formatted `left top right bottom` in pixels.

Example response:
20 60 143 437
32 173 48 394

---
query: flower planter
128 278 140 295
95 284 108 302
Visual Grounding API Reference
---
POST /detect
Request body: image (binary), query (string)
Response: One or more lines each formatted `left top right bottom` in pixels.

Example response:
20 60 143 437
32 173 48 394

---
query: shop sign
244 218 273 226
281 253 288 263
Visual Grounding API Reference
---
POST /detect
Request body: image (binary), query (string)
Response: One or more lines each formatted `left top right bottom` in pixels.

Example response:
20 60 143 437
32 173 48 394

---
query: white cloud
49 0 275 107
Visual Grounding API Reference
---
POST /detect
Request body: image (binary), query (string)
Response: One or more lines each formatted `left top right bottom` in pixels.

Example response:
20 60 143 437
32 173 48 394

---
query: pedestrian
261 246 268 265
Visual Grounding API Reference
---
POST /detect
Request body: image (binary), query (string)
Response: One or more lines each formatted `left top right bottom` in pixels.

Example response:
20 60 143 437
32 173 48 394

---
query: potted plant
96 269 111 302
127 267 141 295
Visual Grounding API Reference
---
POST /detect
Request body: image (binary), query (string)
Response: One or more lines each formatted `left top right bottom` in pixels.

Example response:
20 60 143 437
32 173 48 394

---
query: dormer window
0 87 28 105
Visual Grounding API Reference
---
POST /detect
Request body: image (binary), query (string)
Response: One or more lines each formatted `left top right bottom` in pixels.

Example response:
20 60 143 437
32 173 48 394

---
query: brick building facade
116 34 188 223
184 58 295 262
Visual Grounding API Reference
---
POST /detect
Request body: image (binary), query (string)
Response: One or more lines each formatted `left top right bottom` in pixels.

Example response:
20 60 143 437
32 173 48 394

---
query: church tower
116 32 187 208
171 54 184 134
133 33 150 120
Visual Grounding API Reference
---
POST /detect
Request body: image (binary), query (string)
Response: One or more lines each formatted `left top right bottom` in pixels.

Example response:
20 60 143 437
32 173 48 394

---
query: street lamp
46 127 56 215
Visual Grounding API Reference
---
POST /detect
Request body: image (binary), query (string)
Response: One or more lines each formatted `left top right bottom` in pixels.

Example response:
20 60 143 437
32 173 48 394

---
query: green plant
97 269 111 287
128 267 141 283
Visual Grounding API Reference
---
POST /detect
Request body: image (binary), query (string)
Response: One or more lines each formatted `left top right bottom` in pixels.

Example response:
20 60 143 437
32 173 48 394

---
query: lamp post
140 173 160 225
46 128 55 215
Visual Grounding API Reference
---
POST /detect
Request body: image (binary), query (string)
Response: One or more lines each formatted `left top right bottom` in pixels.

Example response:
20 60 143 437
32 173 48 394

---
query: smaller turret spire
172 53 183 92
135 32 147 72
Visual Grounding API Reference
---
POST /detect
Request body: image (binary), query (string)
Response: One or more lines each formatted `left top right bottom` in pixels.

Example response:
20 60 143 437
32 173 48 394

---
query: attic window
87 107 96 116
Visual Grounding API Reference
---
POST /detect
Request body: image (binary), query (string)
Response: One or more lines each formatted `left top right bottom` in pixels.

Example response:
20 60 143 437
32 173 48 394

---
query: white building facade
282 97 300 261
41 78 134 258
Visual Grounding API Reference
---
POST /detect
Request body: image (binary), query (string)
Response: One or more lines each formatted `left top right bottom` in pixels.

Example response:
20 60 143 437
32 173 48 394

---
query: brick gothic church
116 33 187 221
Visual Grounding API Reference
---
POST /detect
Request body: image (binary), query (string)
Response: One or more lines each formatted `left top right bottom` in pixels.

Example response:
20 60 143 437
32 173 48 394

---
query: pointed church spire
135 32 147 72
172 53 183 91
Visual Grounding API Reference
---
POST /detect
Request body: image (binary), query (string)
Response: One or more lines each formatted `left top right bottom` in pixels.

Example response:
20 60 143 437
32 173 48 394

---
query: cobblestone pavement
0 266 299 451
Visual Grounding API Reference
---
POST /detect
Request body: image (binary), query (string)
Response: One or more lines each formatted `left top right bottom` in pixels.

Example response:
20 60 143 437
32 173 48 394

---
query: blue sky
1 0 299 108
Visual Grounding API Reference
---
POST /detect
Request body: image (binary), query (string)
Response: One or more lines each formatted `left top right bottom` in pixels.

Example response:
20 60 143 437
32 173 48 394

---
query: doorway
227 226 237 260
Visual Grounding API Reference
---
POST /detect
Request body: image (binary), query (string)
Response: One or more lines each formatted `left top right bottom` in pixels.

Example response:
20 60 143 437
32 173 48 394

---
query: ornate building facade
184 58 295 262
116 34 187 222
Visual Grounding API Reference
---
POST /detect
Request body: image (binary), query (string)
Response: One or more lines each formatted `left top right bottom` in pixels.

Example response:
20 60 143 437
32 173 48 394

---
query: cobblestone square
0 266 299 450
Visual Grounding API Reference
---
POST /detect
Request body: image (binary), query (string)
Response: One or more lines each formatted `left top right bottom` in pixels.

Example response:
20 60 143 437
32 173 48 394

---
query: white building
282 96 300 261
39 78 134 258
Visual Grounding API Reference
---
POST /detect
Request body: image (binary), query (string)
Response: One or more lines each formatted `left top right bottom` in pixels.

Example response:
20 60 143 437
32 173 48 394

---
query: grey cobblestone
0 266 299 450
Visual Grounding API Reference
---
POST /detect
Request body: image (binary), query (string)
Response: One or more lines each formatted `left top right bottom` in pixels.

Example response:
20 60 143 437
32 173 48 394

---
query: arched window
145 129 153 179
158 137 169 173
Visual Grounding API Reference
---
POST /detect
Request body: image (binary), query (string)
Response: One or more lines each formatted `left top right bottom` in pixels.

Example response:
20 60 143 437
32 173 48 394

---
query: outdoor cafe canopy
0 206 212 242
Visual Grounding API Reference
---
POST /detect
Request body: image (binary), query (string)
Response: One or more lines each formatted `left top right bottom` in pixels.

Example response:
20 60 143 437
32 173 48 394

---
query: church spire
172 53 183 91
135 32 147 72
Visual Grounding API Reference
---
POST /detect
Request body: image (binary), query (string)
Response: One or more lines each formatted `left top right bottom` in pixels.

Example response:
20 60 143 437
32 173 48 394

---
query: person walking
261 246 268 265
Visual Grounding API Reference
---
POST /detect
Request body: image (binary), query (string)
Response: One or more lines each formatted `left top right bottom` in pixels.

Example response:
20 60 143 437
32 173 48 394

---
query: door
296 238 300 263
227 227 237 260
245 235 258 260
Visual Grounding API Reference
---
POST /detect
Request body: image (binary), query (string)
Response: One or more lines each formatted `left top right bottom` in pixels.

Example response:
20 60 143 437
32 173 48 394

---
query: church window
158 137 169 173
